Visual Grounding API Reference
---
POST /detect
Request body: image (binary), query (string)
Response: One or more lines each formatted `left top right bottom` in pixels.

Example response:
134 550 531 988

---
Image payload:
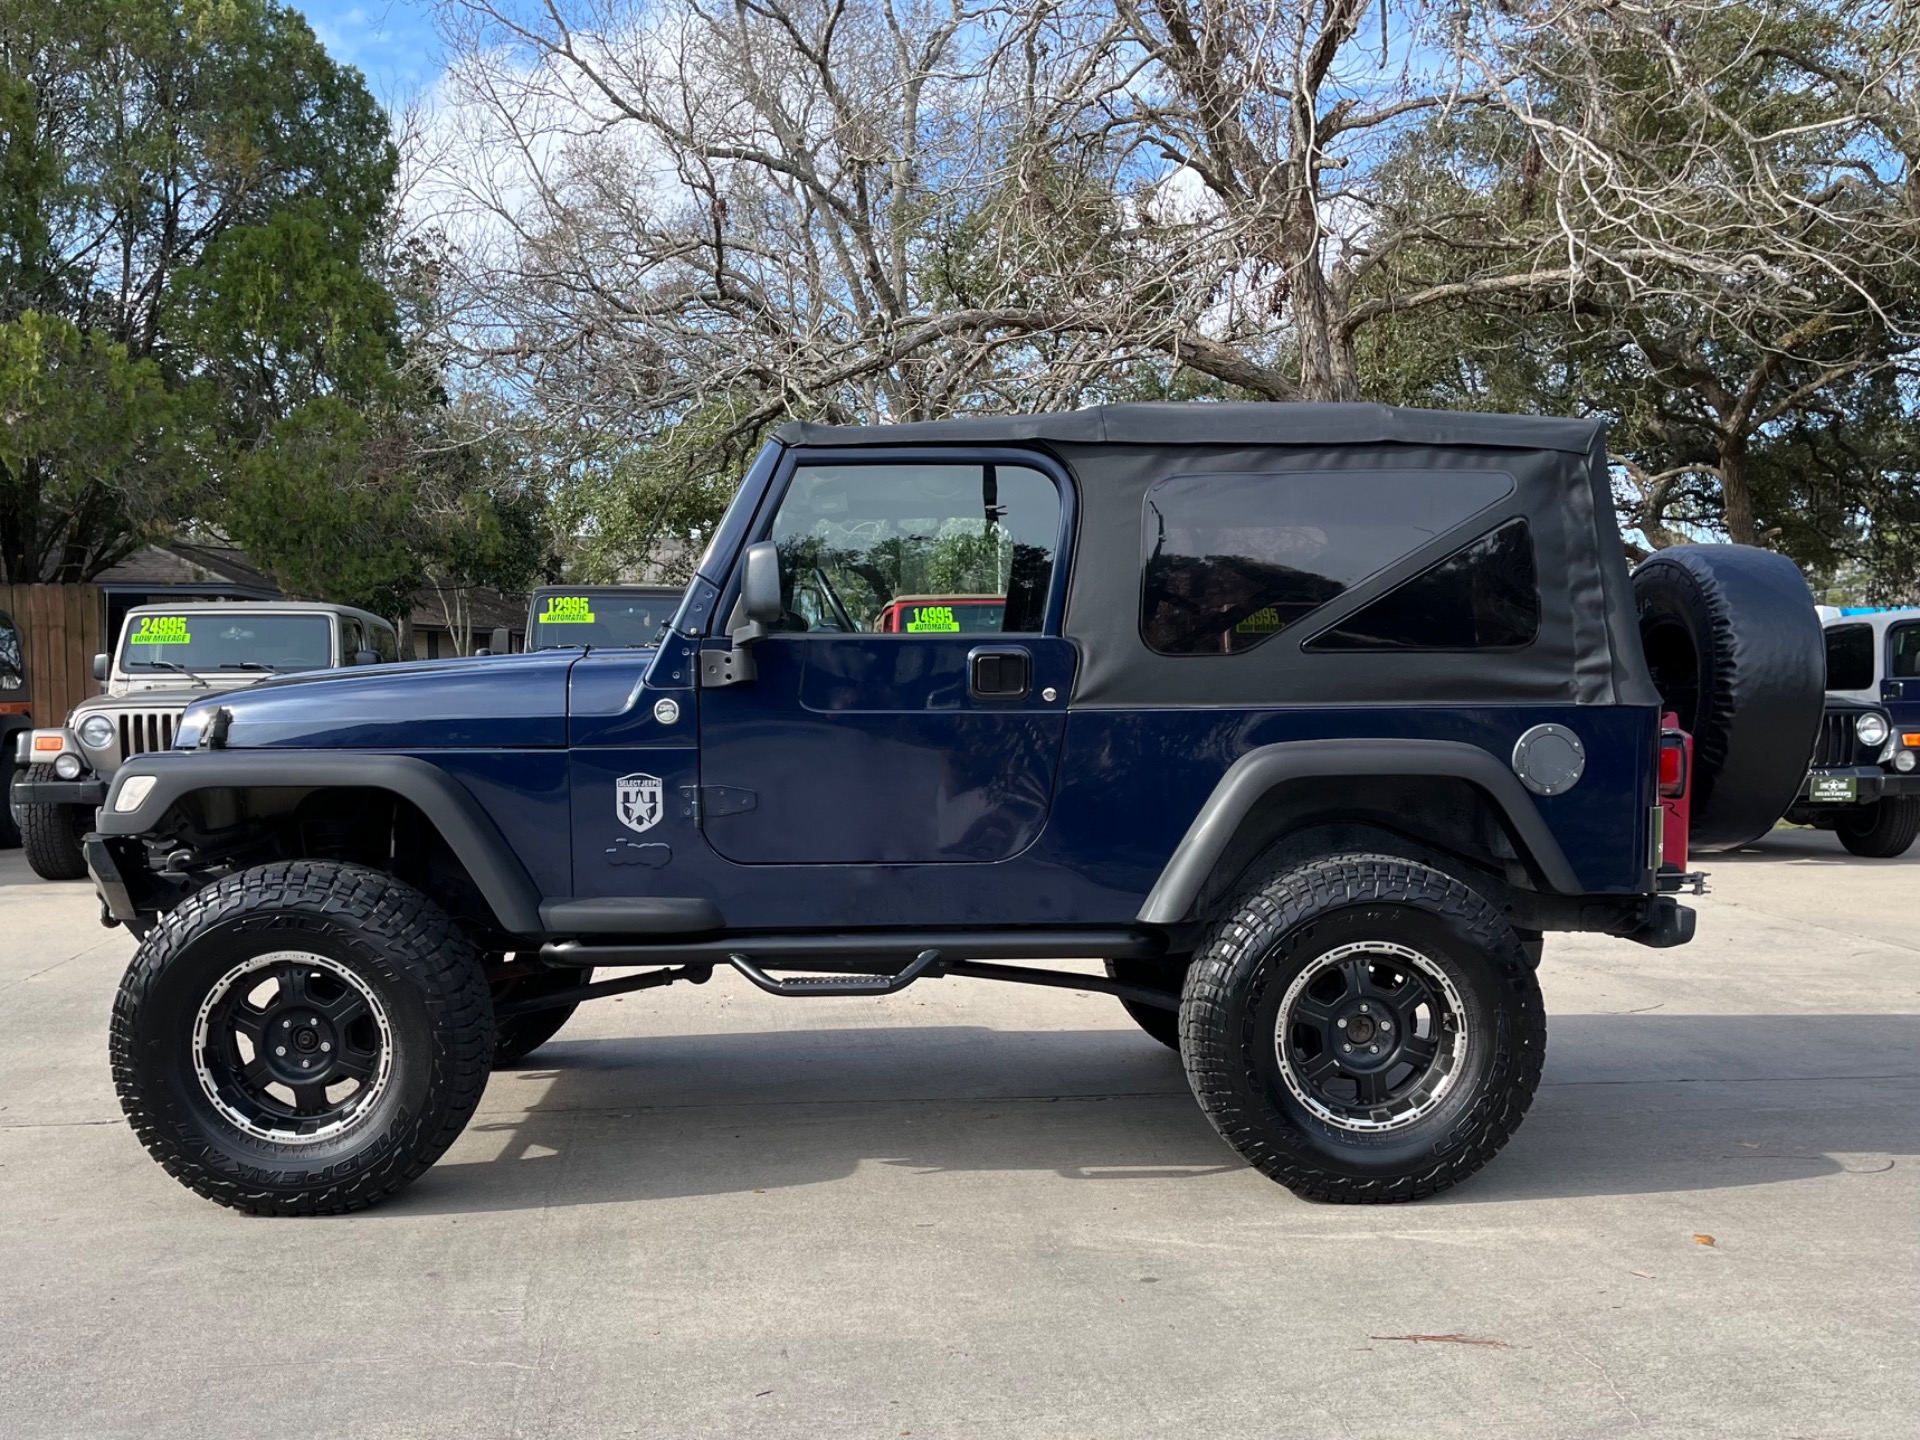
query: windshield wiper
136 658 209 688
215 662 277 671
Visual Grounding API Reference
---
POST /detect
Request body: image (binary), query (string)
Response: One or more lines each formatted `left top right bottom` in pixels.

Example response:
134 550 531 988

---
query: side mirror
353 649 381 666
490 626 511 654
92 654 108 682
701 541 783 689
741 541 783 626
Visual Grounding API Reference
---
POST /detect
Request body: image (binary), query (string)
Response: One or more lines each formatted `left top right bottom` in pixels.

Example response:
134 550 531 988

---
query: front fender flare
96 751 545 936
1137 738 1583 925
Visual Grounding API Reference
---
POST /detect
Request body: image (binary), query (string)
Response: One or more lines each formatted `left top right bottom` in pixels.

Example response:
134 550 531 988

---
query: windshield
529 591 678 650
0 616 22 690
118 613 333 674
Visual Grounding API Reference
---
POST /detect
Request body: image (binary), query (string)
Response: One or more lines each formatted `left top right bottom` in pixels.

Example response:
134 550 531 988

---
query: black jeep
88 404 1821 1214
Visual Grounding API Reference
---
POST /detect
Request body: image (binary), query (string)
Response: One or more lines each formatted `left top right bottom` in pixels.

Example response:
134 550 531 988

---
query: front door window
767 463 1061 635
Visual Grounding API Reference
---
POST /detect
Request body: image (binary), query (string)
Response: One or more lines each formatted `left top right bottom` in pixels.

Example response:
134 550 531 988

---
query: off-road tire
110 861 494 1215
1105 958 1184 1052
491 967 593 1067
1836 797 1920 858
0 755 20 848
19 768 88 879
1181 853 1544 1204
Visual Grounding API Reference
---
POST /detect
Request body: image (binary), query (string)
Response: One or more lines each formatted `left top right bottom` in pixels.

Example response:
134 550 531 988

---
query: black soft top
775 402 1601 454
774 402 1655 709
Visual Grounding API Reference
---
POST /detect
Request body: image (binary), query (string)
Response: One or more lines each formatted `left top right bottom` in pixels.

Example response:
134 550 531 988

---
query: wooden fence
0 584 105 727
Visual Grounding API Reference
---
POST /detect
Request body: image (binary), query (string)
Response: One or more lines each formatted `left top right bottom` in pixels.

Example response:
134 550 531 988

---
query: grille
1812 711 1881 769
117 709 180 758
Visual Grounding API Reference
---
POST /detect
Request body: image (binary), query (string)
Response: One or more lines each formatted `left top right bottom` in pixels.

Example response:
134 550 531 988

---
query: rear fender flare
1138 738 1583 925
96 752 544 936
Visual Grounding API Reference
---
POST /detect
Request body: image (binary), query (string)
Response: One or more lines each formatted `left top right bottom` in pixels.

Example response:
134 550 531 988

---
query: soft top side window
767 461 1061 634
1825 623 1874 690
1305 520 1539 652
1140 468 1514 655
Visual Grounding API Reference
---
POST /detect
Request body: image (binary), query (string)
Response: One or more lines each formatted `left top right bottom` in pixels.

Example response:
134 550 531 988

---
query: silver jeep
11 601 396 880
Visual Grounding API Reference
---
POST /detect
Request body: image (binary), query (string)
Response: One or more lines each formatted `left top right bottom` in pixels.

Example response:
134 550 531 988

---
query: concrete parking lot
1 835 1915 1440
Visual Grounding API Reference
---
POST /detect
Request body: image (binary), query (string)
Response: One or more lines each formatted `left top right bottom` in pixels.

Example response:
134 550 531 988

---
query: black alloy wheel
193 952 393 1143
1272 940 1467 1133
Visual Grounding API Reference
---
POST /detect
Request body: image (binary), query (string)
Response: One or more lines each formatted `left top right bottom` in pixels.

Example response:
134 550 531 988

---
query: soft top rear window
1140 469 1514 655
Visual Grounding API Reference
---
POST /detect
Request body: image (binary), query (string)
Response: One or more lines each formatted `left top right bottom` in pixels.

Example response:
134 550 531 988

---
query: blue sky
290 0 446 107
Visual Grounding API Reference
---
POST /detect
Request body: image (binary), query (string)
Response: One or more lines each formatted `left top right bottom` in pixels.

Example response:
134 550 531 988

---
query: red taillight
1659 736 1688 797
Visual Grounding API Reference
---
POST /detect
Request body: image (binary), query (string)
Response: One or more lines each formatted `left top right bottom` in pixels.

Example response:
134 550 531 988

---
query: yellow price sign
131 615 192 645
904 605 960 632
539 596 597 624
1234 607 1282 635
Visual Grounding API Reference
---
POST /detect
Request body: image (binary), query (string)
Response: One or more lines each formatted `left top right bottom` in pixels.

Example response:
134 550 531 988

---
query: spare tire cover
1632 545 1824 850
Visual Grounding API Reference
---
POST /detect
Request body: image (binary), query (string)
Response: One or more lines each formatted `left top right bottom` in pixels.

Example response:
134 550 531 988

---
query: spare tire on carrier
1631 545 1825 851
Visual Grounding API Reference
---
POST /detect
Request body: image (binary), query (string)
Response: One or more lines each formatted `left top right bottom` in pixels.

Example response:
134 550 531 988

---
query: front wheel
110 862 494 1215
1836 797 1920 858
19 769 88 879
1181 853 1544 1203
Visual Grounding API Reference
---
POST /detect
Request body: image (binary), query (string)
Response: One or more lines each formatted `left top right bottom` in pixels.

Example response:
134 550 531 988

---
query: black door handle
969 646 1032 701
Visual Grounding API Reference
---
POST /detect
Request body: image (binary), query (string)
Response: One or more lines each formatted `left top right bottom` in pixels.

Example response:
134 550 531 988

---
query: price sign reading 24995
131 615 192 645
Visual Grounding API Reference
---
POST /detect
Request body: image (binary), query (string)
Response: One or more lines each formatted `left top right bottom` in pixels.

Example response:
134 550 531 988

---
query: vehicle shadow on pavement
1712 829 1920 866
384 1014 1920 1215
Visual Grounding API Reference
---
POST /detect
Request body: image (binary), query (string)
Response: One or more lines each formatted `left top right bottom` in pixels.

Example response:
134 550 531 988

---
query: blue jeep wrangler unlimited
89 404 1820 1214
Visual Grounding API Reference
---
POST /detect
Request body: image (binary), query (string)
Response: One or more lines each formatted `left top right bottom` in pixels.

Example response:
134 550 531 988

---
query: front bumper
1800 767 1920 804
12 774 109 807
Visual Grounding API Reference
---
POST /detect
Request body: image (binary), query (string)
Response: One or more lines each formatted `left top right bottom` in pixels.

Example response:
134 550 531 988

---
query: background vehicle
86 404 1821 1216
1781 613 1920 856
526 585 682 651
873 595 1006 633
0 607 29 849
12 602 396 880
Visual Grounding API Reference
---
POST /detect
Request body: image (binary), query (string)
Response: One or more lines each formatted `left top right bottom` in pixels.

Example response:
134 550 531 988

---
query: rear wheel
1836 797 1920 858
1181 854 1544 1203
19 768 88 879
491 966 593 1066
110 861 493 1215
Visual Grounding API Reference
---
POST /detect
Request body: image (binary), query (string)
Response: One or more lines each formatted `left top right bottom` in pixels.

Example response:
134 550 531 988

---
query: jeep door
697 450 1076 865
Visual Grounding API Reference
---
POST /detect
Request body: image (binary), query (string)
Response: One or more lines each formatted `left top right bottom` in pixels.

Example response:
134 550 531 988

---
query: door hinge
677 784 757 826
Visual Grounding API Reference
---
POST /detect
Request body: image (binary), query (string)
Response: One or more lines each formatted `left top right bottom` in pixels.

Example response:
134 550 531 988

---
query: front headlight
1856 712 1890 748
77 714 116 750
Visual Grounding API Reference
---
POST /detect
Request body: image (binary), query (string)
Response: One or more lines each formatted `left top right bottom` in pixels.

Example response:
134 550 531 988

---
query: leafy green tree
0 0 396 581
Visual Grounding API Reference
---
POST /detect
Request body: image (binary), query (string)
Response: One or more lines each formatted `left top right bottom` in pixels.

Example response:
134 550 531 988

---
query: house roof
97 543 530 634
94 543 278 594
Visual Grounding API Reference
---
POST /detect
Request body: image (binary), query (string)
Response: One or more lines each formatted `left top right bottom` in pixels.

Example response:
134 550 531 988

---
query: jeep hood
175 651 581 750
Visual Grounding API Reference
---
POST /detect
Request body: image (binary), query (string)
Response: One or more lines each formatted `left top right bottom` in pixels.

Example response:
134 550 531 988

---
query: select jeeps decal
539 595 596 624
615 773 665 832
